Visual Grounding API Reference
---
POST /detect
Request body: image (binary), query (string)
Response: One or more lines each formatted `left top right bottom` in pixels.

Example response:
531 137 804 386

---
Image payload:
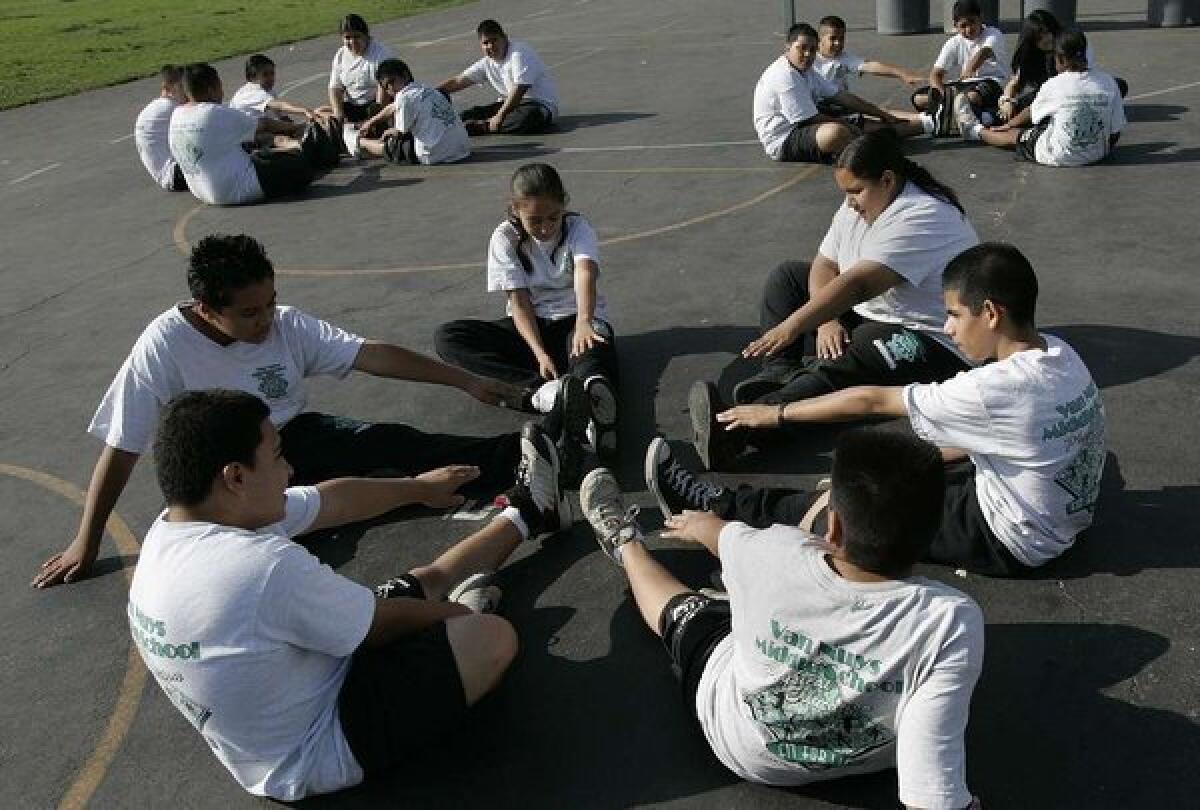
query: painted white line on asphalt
1126 80 1200 101
526 8 555 18
411 30 473 48
560 139 759 154
548 47 603 71
278 73 326 97
8 163 62 185
109 133 134 144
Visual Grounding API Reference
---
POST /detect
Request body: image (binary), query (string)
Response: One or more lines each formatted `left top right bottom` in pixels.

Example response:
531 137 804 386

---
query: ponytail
837 131 965 216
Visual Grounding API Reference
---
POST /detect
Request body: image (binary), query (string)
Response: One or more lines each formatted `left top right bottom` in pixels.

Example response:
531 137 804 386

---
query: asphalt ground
1 0 1198 807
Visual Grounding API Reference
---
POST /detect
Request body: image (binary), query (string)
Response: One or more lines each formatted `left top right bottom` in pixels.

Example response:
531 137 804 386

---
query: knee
764 260 812 298
816 123 852 154
447 614 518 705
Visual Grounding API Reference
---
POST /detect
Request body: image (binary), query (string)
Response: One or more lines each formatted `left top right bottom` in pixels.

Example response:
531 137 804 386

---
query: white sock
920 113 936 135
963 123 983 141
500 506 530 539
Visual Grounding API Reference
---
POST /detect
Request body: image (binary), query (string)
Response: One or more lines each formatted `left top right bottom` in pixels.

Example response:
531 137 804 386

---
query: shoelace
374 578 408 599
595 503 640 542
665 460 723 510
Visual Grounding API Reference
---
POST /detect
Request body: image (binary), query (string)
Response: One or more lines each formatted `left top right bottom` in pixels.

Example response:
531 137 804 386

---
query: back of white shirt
697 525 982 809
88 305 364 453
129 487 376 799
328 40 394 105
753 56 840 159
1032 70 1126 167
169 102 262 205
904 335 1106 566
463 41 559 115
395 82 470 164
813 52 866 93
818 183 979 356
934 26 1010 83
230 81 281 120
486 215 607 321
135 97 179 190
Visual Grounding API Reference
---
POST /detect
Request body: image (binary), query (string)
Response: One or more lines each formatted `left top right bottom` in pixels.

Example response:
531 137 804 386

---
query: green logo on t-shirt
252 364 289 399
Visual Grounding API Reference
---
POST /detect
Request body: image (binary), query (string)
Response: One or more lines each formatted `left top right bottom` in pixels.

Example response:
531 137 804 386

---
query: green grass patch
0 0 470 109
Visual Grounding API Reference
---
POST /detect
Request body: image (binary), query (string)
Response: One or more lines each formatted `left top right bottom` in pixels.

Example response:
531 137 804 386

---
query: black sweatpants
252 150 315 199
718 461 1024 577
460 100 555 134
435 316 618 389
749 260 968 404
279 412 520 499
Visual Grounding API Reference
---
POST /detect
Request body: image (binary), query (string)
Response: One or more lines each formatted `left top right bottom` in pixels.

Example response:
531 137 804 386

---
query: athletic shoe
732 362 802 404
448 572 502 614
508 422 570 538
579 468 643 565
645 437 731 518
928 87 951 137
374 574 421 600
584 374 619 462
955 93 982 141
554 374 591 489
528 378 563 413
689 381 744 470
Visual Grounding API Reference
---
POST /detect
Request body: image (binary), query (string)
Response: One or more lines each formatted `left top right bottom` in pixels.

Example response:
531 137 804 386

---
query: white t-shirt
934 25 1010 83
89 305 364 454
395 81 470 165
129 487 376 800
903 335 1106 566
462 40 559 116
168 103 262 205
813 52 867 93
697 525 983 809
1031 70 1126 167
229 82 283 120
817 182 979 356
753 55 841 160
135 97 180 190
486 215 607 321
328 40 394 105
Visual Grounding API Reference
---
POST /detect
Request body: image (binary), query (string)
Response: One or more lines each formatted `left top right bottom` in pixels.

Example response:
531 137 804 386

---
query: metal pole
781 0 796 29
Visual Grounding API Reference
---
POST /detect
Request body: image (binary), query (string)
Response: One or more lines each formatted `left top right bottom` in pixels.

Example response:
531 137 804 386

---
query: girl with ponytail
688 130 980 470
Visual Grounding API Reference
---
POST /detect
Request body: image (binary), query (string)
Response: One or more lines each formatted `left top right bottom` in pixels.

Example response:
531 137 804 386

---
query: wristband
777 403 787 427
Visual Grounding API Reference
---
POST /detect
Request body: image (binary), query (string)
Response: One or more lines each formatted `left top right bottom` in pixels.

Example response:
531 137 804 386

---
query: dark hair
1011 10 1061 90
943 242 1039 327
183 63 220 100
244 53 274 81
836 131 965 215
818 15 846 31
339 13 369 36
188 234 275 310
786 22 818 43
477 19 506 39
159 64 183 87
952 0 982 22
154 390 269 507
375 58 412 85
1055 29 1088 68
830 427 945 577
507 163 574 275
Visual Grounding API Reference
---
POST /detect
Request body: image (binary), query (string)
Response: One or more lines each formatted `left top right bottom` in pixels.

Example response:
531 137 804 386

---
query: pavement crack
1056 579 1089 615
0 345 32 374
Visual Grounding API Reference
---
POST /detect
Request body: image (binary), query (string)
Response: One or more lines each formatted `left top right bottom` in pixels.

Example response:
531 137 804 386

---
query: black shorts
170 164 188 192
816 100 867 129
342 100 380 124
779 120 827 163
658 592 733 718
1015 119 1051 163
961 78 1003 111
338 576 469 774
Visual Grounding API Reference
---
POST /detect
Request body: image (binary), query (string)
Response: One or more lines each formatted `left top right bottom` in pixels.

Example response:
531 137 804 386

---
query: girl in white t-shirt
436 163 619 459
327 14 394 124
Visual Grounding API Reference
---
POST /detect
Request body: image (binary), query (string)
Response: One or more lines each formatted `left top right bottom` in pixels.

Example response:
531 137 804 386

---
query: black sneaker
929 86 953 138
689 381 744 470
732 361 803 404
507 422 570 539
645 437 731 518
554 374 591 489
584 374 618 464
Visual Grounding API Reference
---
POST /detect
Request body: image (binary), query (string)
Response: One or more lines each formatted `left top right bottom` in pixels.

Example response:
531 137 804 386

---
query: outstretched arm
32 445 139 588
437 75 475 94
266 98 315 120
570 259 605 357
960 47 994 80
830 90 898 124
508 289 557 380
362 597 470 647
307 466 481 533
352 340 521 407
861 60 924 86
718 385 907 431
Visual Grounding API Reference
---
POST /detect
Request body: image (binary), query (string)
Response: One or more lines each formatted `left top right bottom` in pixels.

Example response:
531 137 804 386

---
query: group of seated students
78 5 1123 808
133 15 558 204
757 3 1127 167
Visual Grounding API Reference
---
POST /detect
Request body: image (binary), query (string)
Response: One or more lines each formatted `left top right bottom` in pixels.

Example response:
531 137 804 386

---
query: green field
0 0 468 109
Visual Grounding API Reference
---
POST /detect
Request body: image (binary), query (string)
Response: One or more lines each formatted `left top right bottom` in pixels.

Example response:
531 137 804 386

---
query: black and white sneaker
584 374 618 463
553 374 591 489
929 86 954 138
580 467 643 565
448 572 502 614
689 381 744 470
507 422 570 539
645 437 731 518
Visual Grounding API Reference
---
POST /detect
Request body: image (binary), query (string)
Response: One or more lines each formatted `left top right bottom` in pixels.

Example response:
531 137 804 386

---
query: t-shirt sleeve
328 51 345 90
283 308 364 378
508 46 542 88
817 204 851 263
980 29 1005 53
276 486 322 538
257 544 376 657
903 373 995 452
87 333 181 453
486 226 528 292
860 203 968 285
1030 81 1056 124
395 92 416 134
895 602 983 810
568 218 600 265
934 38 959 71
461 58 488 85
1109 80 1127 133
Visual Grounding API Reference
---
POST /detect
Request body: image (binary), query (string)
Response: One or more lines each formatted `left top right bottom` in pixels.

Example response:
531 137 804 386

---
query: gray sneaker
580 467 643 564
954 92 981 140
448 572 502 614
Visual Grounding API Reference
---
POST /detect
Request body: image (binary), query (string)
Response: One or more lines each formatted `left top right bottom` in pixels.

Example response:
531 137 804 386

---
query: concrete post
877 0 930 34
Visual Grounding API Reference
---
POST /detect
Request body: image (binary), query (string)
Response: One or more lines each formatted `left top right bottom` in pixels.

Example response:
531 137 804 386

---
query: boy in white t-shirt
230 53 322 144
956 31 1125 167
134 64 188 192
659 243 1106 577
814 15 924 103
131 389 569 799
357 59 470 165
580 427 983 808
914 0 1011 135
754 23 935 164
437 19 558 135
32 234 568 590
